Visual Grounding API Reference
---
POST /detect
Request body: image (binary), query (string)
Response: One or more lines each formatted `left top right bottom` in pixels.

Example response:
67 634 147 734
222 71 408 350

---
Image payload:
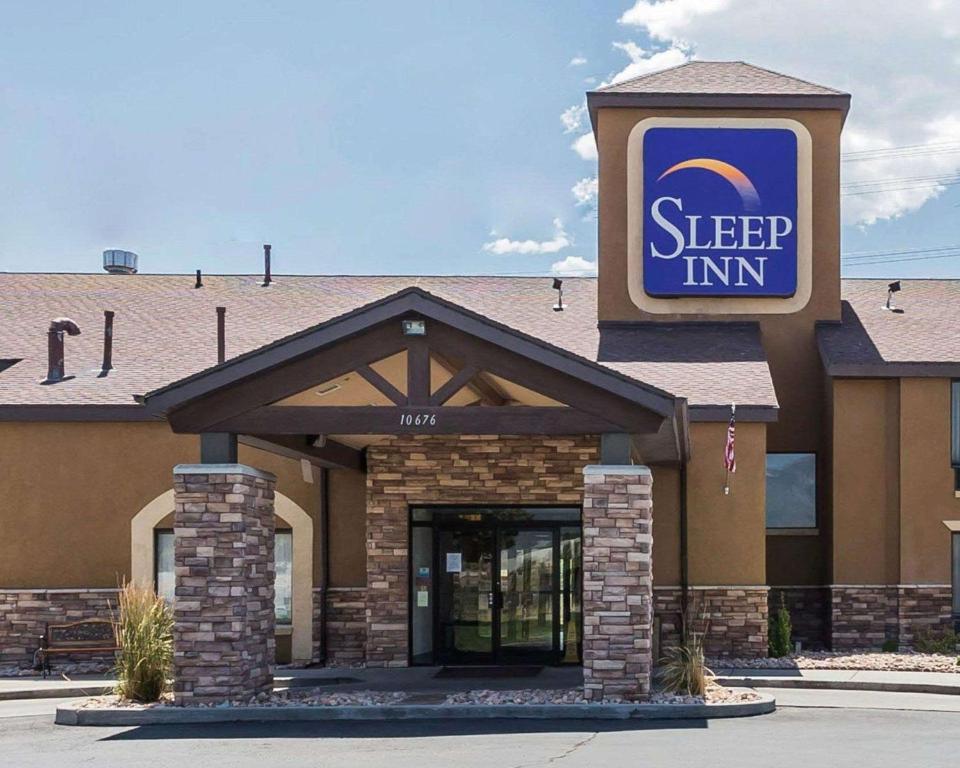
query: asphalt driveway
0 696 958 768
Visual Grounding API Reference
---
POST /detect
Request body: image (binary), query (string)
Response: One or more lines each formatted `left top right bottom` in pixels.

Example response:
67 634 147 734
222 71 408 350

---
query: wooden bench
34 619 117 677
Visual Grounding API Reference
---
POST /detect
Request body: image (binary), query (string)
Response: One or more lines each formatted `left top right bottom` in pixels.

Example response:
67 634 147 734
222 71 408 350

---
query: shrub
881 639 899 653
113 582 173 702
912 627 959 655
660 630 712 697
768 594 792 658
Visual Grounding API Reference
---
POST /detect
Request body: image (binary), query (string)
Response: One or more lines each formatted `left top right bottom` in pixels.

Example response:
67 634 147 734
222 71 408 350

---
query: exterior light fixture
552 277 564 312
402 319 427 336
883 280 902 312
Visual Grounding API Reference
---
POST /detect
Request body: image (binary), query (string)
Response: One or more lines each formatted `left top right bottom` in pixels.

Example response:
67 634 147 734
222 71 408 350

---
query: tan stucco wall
685 421 767 585
327 468 367 587
832 378 956 585
650 465 681 585
593 103 843 590
832 379 899 584
899 378 957 583
0 421 323 588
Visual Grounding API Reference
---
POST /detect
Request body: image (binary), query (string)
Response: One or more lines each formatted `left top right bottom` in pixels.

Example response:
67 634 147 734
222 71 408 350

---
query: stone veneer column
582 465 653 702
172 464 276 705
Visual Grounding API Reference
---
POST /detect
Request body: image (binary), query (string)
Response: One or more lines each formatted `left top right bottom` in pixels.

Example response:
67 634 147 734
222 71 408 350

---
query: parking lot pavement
0 698 958 768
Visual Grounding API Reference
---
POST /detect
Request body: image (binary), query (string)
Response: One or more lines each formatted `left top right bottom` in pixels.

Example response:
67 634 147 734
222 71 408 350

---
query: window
155 530 175 603
154 528 294 625
953 532 960 619
766 453 817 529
275 530 293 625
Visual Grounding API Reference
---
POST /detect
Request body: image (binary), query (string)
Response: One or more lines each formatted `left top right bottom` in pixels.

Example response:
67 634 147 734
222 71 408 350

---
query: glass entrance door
436 528 495 664
499 528 557 663
414 507 581 666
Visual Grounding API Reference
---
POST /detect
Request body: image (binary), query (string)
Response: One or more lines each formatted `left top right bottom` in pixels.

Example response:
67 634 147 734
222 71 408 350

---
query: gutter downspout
318 467 330 665
679 461 689 643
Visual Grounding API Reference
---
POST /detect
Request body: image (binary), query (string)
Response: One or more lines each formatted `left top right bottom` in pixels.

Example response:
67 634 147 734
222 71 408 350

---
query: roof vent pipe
195 269 203 289
100 311 115 375
263 244 272 287
44 318 81 384
216 306 226 364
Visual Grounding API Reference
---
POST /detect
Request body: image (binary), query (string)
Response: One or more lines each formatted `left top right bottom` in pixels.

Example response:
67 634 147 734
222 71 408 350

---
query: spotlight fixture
402 318 427 336
552 277 564 312
883 280 903 312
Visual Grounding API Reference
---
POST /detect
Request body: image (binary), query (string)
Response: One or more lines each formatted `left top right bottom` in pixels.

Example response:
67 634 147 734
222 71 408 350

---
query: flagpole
724 403 736 495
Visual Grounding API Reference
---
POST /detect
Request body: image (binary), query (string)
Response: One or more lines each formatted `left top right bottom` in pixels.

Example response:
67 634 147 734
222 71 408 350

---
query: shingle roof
0 273 778 414
596 61 845 96
819 279 960 376
586 60 850 135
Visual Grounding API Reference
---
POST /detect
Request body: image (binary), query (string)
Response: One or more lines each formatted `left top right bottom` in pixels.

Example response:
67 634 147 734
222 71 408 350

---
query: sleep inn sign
3 62 959 708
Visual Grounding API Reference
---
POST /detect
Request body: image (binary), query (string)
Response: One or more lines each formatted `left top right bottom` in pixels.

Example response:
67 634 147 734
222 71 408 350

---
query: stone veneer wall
172 464 276 705
365 434 598 667
770 587 829 650
581 466 653 702
831 585 954 650
316 586 368 665
0 589 118 670
653 586 769 658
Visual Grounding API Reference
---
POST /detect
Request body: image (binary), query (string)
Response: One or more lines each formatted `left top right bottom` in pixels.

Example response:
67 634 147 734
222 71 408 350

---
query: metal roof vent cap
102 249 138 275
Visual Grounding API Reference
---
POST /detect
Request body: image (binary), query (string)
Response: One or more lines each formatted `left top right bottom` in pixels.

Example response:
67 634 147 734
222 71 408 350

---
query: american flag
723 405 736 473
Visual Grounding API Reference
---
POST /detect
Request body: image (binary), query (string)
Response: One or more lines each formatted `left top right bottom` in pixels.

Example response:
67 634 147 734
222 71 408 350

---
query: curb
714 676 960 697
0 685 113 702
54 691 775 726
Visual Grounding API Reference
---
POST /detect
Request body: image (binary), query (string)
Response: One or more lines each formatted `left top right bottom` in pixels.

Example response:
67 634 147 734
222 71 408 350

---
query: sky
0 1 958 279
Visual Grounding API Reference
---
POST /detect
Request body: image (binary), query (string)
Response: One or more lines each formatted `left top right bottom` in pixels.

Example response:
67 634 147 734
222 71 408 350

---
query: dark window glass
766 453 816 529
952 533 960 617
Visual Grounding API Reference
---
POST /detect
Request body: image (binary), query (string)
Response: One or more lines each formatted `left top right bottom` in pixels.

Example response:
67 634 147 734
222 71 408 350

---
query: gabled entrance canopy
143 287 688 464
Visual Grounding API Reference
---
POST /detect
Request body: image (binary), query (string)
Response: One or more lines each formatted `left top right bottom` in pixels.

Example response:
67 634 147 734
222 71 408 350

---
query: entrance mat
435 665 543 679
281 676 361 688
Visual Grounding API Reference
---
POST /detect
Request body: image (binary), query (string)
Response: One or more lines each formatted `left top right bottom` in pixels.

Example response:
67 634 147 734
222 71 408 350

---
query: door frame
408 505 582 667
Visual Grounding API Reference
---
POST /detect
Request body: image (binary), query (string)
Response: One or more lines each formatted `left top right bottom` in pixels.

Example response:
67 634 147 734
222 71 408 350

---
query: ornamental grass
660 600 713 697
112 582 173 703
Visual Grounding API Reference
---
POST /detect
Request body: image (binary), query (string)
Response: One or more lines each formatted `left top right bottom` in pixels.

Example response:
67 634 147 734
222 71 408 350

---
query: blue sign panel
642 127 798 297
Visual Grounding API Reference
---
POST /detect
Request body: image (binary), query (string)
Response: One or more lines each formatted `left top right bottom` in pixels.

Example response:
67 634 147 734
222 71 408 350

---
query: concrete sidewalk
714 668 960 696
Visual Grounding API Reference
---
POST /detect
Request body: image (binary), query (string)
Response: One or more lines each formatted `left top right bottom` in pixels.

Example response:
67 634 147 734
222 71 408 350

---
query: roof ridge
594 58 697 93
738 60 847 95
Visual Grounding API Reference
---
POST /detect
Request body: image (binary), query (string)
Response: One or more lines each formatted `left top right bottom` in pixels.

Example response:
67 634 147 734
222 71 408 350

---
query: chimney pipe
216 306 226 364
195 269 203 289
263 244 272 287
44 318 81 384
101 310 114 374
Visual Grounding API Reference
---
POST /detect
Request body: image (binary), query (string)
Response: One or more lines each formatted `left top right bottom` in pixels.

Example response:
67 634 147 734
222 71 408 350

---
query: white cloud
572 176 598 206
602 42 690 87
550 255 598 276
569 55 588 67
571 132 598 160
483 218 572 255
617 0 960 226
619 0 729 42
560 102 587 134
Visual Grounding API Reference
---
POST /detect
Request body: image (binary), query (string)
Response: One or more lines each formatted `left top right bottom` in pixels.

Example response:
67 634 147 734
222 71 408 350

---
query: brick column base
582 465 653 702
173 464 276 705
